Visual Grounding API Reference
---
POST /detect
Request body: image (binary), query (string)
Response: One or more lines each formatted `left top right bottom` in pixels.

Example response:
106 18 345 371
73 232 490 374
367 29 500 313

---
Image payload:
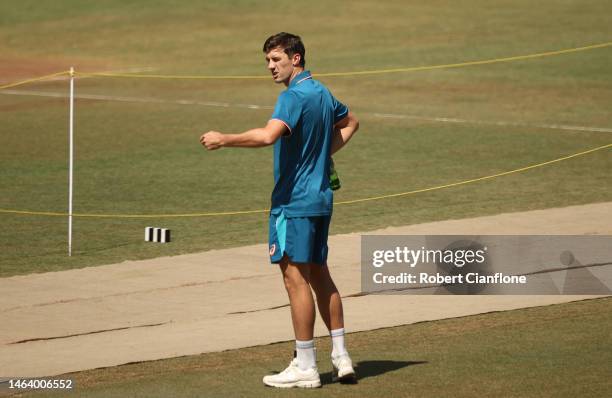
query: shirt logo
269 244 276 256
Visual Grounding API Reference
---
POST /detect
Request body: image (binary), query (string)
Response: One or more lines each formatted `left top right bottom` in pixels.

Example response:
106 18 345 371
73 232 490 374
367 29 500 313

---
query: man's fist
200 131 224 150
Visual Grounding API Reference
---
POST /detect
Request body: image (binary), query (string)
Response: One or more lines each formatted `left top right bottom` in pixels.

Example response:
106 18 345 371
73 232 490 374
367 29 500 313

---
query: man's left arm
330 112 359 155
200 119 287 150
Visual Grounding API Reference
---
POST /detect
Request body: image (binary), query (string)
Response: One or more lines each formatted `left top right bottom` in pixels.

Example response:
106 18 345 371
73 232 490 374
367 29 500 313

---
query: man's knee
280 258 312 292
310 264 337 290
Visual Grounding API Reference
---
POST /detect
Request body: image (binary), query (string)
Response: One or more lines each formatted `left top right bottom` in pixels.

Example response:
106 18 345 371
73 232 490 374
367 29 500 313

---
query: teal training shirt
270 70 349 217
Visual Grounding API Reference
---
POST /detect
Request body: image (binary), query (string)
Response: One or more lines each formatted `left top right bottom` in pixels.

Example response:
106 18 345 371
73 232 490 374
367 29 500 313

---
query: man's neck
285 67 305 87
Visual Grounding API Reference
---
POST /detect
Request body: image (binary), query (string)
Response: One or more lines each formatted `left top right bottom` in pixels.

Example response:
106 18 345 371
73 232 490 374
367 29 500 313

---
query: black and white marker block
145 227 171 243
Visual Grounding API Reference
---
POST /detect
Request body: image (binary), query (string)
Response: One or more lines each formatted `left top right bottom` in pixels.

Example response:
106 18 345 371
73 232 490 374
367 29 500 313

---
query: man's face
265 47 300 85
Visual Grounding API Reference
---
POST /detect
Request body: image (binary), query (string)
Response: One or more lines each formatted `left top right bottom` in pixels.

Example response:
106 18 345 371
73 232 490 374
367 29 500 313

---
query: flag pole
68 67 75 256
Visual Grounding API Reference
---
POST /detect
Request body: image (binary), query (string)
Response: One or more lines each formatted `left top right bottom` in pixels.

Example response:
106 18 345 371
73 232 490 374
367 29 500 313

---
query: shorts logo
269 244 276 256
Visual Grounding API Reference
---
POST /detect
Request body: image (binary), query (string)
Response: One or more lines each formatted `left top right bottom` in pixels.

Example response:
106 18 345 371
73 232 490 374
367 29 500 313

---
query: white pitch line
371 112 612 133
2 89 610 133
0 89 274 111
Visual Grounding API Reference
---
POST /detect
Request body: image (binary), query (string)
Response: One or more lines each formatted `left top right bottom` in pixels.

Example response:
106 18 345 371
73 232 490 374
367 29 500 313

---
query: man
200 32 359 388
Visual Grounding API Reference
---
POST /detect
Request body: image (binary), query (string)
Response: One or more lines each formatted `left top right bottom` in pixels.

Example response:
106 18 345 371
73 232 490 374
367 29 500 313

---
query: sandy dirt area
1 202 610 377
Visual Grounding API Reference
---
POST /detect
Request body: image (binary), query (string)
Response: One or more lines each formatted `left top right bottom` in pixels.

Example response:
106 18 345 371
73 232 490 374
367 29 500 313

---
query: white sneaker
332 353 356 382
263 358 321 388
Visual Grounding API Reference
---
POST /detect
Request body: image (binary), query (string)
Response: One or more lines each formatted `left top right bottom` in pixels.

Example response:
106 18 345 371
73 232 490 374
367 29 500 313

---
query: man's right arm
200 119 287 150
330 112 359 155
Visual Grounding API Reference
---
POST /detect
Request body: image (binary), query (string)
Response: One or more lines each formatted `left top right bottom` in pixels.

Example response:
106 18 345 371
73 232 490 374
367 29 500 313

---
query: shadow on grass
320 360 427 385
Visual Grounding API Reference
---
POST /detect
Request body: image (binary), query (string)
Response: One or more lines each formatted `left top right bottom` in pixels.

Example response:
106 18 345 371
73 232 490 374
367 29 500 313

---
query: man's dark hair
263 32 306 67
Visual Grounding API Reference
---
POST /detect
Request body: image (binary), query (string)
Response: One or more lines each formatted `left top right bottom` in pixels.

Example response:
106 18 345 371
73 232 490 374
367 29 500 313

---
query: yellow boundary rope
336 143 612 205
0 70 70 90
1 143 609 219
1 42 609 88
315 41 612 77
76 42 612 79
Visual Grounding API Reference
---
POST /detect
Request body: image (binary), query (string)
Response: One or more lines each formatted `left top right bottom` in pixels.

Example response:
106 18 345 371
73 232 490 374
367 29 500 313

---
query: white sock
331 328 348 358
295 339 316 371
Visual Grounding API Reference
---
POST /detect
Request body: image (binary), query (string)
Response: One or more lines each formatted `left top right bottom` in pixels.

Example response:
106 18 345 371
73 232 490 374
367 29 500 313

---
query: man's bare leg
262 258 321 388
279 257 316 340
310 263 355 381
309 263 344 331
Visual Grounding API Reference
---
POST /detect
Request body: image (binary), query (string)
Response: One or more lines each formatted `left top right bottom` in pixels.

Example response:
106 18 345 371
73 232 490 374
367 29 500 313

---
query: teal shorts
268 209 331 265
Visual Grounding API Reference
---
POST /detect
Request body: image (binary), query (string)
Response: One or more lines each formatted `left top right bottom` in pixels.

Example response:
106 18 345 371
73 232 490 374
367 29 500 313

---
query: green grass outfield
1 0 611 276
6 297 611 397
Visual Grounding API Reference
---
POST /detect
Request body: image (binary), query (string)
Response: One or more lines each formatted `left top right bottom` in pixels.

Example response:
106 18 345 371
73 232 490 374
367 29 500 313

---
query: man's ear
291 53 301 67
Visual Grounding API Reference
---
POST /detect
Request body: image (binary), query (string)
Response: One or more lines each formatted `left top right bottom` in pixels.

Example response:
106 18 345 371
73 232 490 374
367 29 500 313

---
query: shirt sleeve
331 95 349 124
270 91 301 133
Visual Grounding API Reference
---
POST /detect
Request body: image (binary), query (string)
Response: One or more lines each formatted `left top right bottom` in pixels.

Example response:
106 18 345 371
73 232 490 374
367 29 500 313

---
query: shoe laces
279 358 300 375
333 354 352 367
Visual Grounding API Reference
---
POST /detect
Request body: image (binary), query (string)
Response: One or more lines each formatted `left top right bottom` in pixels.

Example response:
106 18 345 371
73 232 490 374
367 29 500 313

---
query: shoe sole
263 380 322 388
332 369 357 383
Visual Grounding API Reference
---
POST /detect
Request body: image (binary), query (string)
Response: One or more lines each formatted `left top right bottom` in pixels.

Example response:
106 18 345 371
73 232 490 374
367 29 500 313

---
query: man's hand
200 131 225 150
